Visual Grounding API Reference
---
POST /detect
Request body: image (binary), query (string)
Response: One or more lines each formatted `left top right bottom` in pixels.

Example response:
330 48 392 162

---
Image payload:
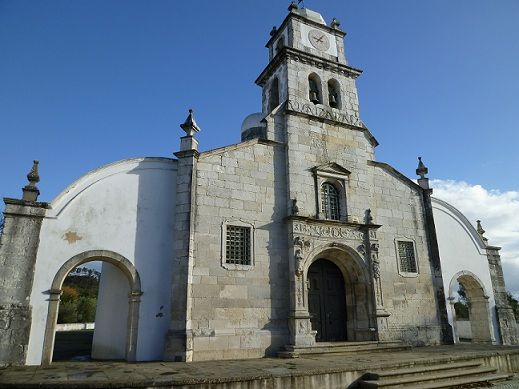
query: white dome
241 113 265 133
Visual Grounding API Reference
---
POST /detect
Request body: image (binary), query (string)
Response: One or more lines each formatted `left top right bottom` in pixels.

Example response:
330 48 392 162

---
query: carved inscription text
293 222 371 240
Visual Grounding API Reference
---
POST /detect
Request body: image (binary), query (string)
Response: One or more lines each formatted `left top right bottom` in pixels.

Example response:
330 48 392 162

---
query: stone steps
278 341 410 358
357 360 512 388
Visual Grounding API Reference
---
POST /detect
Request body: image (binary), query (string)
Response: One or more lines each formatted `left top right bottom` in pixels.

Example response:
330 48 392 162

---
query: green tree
77 297 97 322
57 266 100 323
454 284 470 320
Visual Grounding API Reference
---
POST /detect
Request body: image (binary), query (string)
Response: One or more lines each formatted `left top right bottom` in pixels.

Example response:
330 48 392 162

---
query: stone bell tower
256 2 367 143
255 4 383 349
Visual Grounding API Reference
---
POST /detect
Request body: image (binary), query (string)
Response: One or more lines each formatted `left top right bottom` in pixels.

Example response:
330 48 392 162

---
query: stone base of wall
191 330 288 361
0 304 31 366
379 325 442 346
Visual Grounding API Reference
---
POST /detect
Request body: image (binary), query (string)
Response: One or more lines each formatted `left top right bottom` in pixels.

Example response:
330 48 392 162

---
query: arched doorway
308 259 347 341
449 271 492 344
41 250 142 365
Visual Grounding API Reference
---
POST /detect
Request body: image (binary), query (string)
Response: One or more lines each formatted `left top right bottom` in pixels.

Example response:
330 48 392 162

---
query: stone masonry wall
0 200 47 366
189 140 289 361
284 111 441 345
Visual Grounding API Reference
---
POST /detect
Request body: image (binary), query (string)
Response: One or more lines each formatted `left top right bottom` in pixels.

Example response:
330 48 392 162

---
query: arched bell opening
449 271 493 344
41 250 142 365
306 246 375 342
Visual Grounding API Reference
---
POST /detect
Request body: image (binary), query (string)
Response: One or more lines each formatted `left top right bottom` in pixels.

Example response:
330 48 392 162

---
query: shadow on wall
129 160 176 361
263 142 289 356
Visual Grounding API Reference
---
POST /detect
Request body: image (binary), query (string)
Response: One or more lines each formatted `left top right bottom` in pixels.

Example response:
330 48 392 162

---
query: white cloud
431 179 519 296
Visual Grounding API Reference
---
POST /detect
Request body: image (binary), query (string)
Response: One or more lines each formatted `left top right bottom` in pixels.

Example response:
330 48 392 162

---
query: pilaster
416 158 453 344
164 110 200 362
0 161 49 366
487 246 518 345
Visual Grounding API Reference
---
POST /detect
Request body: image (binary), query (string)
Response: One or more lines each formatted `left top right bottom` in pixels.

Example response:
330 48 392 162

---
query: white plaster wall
432 198 500 344
91 262 129 360
26 157 177 365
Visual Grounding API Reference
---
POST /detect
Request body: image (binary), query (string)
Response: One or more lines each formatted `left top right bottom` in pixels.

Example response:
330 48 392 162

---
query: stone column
164 110 200 362
0 161 49 366
288 233 316 346
487 245 518 345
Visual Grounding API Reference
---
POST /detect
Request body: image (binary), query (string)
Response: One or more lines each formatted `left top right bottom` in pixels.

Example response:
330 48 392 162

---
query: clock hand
314 36 324 43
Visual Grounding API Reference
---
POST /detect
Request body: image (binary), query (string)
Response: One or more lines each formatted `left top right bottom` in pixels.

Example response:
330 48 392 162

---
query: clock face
308 29 330 52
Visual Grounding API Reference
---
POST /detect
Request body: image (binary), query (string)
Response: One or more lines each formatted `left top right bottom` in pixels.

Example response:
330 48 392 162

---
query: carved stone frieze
293 221 375 240
287 99 362 128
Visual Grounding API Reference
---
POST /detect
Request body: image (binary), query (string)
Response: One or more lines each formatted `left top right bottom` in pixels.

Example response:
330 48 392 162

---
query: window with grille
397 241 417 273
321 183 341 220
225 225 251 265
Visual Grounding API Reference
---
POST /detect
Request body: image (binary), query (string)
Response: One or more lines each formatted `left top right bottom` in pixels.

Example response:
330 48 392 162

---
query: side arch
448 270 493 344
41 250 142 364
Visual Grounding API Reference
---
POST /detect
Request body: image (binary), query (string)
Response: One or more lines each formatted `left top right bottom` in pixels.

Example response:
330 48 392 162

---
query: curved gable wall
432 197 499 343
27 158 177 364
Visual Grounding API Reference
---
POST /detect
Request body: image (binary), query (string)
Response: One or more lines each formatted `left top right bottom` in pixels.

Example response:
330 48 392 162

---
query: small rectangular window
397 241 417 273
226 225 251 265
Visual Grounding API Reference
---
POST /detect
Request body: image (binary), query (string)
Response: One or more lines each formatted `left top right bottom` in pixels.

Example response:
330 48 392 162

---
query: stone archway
304 245 376 342
449 271 492 344
41 250 142 365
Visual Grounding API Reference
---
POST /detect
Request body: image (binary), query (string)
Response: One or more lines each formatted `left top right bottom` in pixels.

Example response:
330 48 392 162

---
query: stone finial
270 26 278 37
416 157 430 190
330 18 341 29
416 157 428 179
22 160 40 201
288 1 298 12
476 220 489 242
180 109 201 136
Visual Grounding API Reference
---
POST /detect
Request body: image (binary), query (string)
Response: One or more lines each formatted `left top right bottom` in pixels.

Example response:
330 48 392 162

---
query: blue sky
1 0 518 199
1 1 519 289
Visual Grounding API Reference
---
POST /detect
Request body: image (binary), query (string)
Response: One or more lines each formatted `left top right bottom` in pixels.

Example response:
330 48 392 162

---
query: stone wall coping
46 157 176 218
431 197 490 251
255 46 362 86
3 198 50 209
199 138 284 159
368 161 423 192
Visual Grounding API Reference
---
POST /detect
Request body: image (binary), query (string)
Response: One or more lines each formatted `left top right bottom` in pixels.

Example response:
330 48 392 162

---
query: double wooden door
308 259 347 342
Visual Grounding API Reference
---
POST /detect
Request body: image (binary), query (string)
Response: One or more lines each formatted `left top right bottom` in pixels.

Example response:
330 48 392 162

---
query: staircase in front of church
354 360 512 388
278 341 410 358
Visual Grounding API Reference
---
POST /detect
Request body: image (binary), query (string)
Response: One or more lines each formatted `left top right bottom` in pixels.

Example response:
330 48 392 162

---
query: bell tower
256 2 366 139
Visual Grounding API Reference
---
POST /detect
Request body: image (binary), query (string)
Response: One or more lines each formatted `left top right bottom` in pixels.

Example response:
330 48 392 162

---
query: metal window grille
226 225 251 265
398 241 417 273
321 183 340 220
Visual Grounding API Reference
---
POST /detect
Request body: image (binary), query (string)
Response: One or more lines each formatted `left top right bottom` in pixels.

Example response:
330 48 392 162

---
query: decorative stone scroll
287 99 362 127
293 221 376 240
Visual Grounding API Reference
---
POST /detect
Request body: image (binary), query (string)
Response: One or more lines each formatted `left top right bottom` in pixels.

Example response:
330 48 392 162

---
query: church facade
0 5 516 366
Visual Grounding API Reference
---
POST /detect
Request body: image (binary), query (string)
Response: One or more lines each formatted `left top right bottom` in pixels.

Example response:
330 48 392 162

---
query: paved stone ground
1 345 519 388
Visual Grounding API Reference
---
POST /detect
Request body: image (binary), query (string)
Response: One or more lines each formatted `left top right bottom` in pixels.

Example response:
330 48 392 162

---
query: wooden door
308 259 347 342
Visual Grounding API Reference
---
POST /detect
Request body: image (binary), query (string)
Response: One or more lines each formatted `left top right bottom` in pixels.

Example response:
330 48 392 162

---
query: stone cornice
265 12 346 49
255 47 362 86
3 197 50 209
173 150 200 160
286 215 382 230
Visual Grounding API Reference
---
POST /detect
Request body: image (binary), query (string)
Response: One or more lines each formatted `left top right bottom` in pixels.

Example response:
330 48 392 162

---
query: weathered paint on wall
432 198 500 344
26 158 177 365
